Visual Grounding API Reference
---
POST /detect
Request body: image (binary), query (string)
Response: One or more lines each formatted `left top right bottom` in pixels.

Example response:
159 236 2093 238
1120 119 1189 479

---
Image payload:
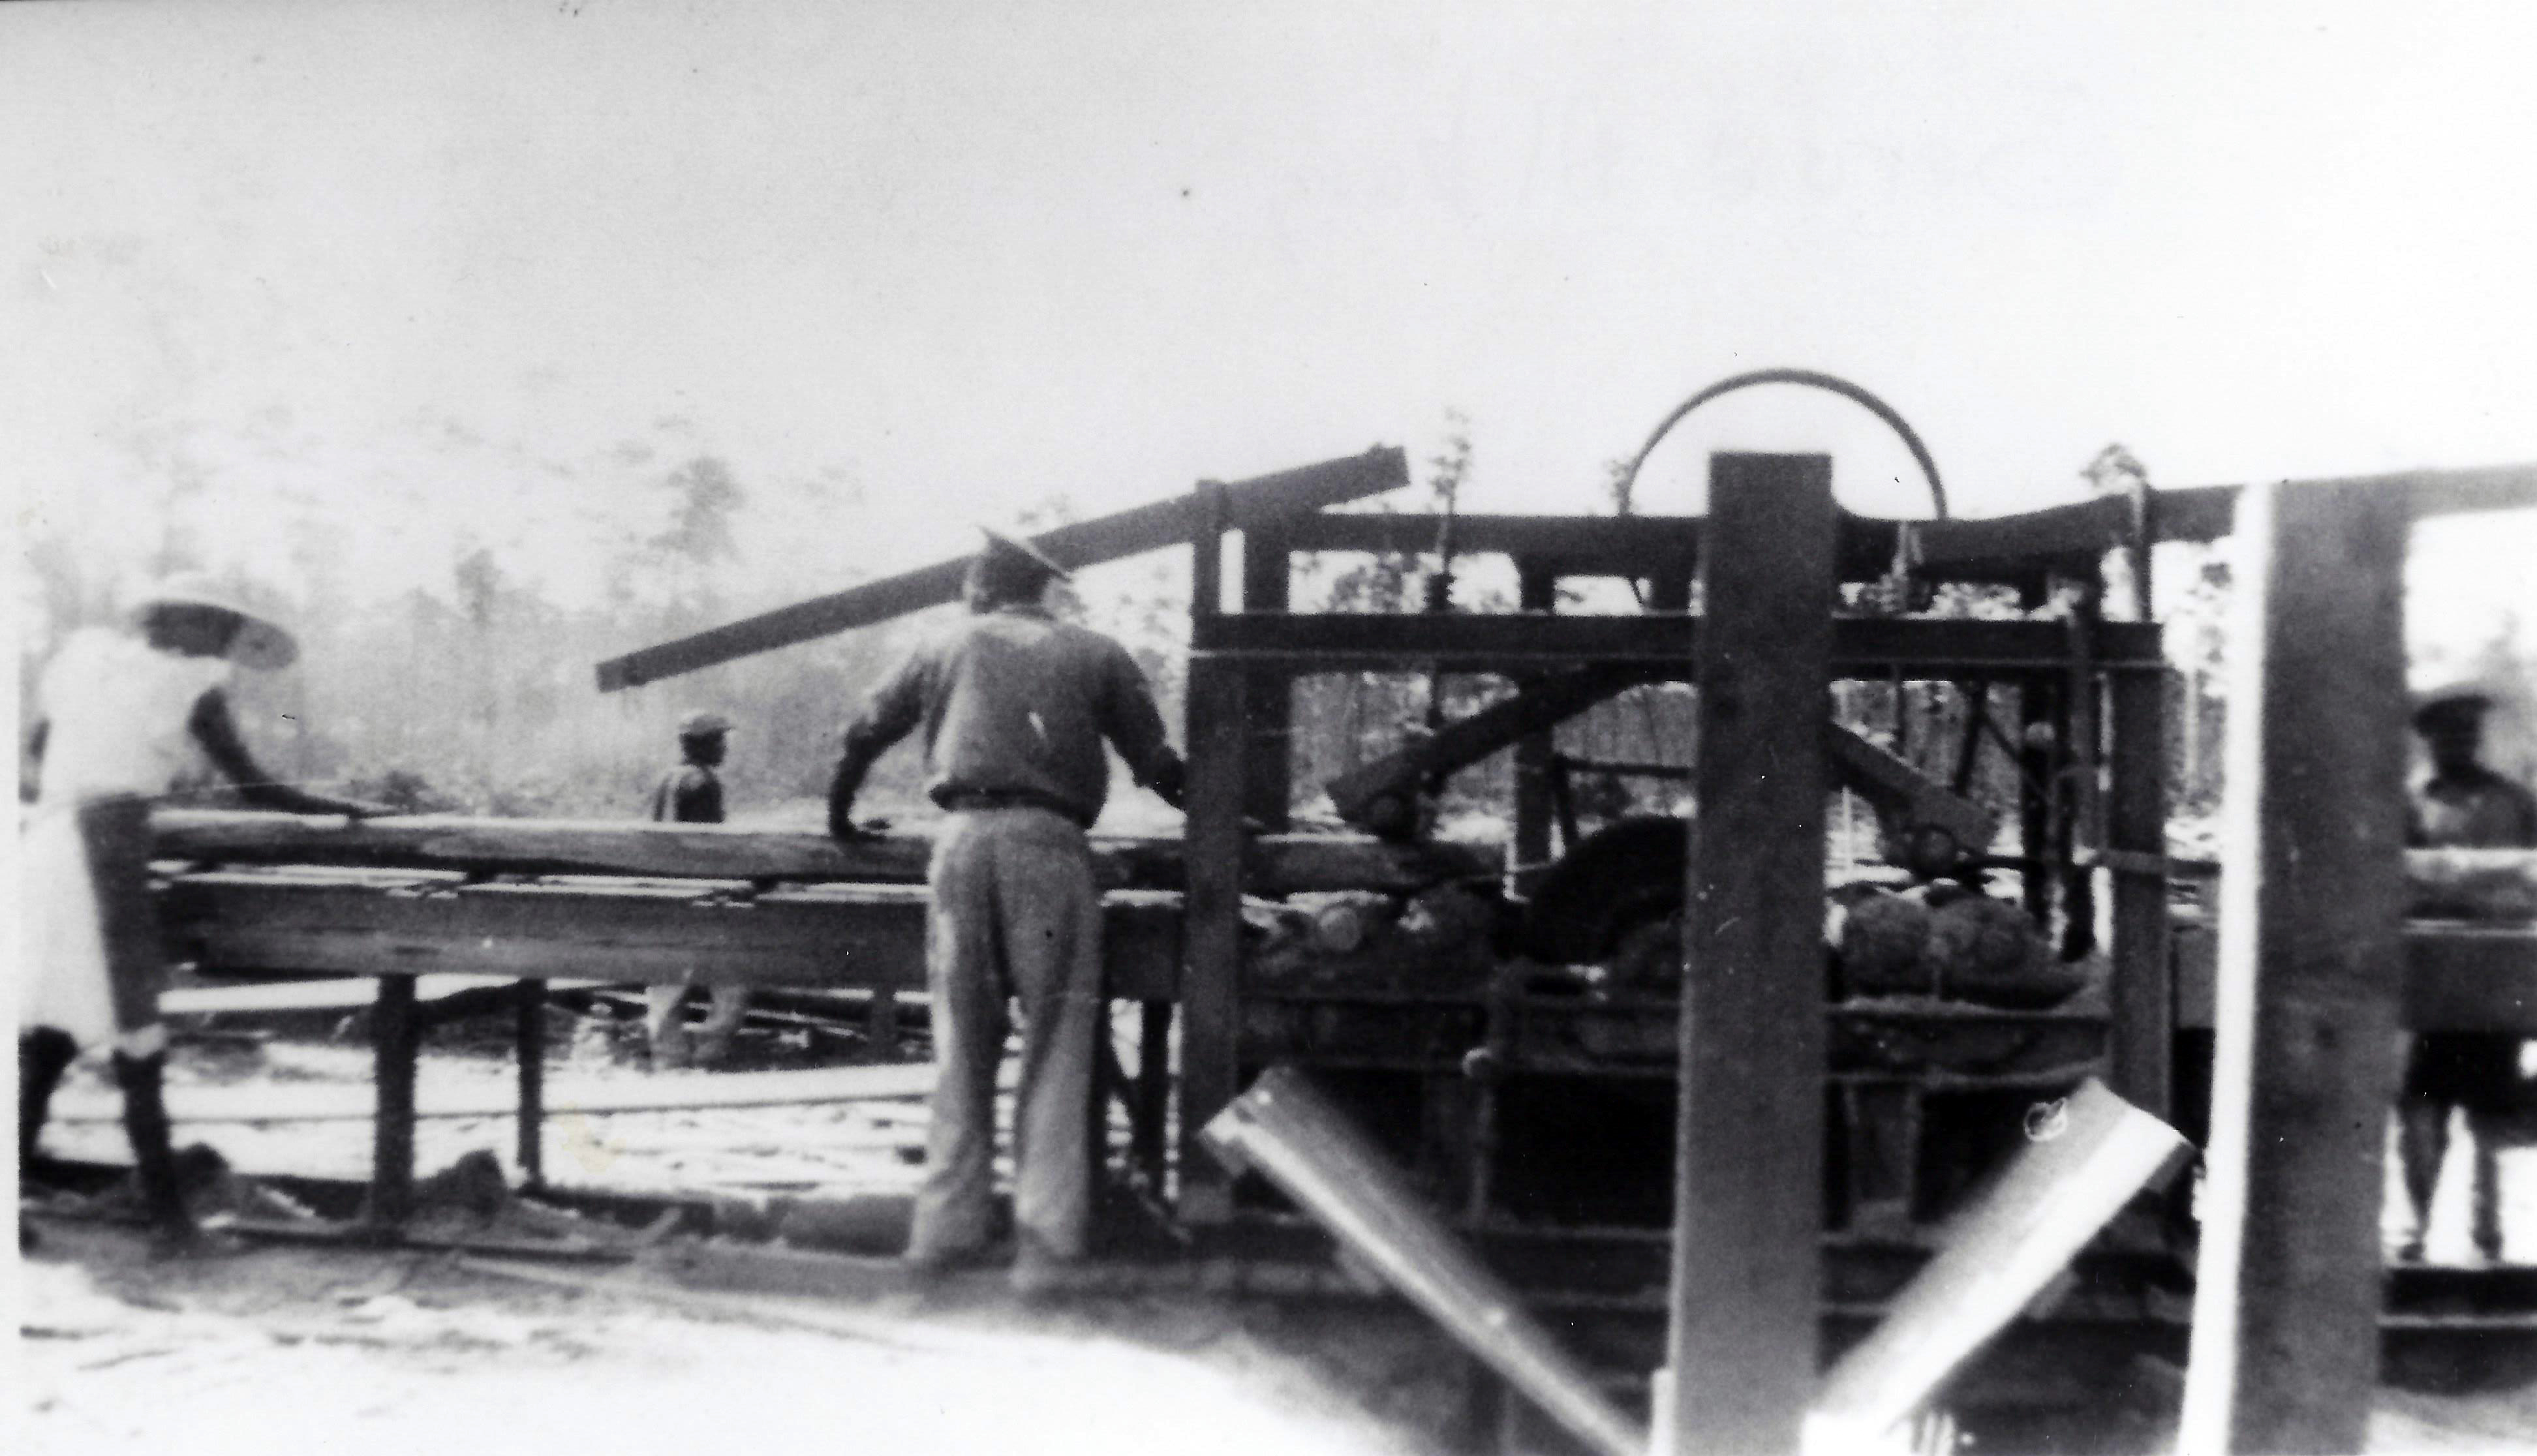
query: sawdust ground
11 1219 1460 1456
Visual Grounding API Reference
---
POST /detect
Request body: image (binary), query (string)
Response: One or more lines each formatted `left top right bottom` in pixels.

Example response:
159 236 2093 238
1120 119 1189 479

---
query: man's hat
131 574 300 671
677 710 733 738
2412 678 2497 732
978 526 1073 584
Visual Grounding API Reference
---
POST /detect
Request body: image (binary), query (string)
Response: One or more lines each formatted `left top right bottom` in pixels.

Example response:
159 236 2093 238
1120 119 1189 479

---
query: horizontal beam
1274 463 2537 584
159 872 1186 1001
152 809 1493 896
1193 613 2165 674
594 446 1408 690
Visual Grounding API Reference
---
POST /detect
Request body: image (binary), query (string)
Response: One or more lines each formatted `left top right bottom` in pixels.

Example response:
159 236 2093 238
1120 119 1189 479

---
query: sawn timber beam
594 446 1408 690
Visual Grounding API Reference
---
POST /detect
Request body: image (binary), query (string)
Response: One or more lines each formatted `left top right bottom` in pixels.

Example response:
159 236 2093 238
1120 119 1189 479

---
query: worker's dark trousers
907 807 1105 1266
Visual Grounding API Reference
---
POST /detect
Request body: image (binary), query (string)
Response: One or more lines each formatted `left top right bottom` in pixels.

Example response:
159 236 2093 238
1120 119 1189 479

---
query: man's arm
829 652 929 838
1098 641 1186 808
189 690 382 816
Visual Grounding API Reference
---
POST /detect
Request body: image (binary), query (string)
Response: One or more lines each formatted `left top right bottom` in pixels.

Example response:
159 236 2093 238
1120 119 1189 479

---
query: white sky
5 1 2532 656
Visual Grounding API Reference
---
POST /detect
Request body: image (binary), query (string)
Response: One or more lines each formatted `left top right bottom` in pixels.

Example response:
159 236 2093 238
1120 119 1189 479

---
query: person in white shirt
20 575 380 1256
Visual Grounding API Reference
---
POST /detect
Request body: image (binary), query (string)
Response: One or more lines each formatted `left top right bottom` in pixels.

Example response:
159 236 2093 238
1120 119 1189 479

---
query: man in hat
643 710 754 1068
21 576 383 1254
2398 684 2537 1262
825 527 1185 1294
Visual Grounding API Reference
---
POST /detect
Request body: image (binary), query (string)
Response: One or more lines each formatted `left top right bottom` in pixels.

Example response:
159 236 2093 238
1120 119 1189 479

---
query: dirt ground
10 1215 1464 1456
22 1019 2537 1453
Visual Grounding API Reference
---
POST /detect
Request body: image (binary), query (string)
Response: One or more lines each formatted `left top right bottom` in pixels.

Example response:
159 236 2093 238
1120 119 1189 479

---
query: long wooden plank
2180 477 2410 1454
158 872 1189 1001
151 808 1490 896
161 973 605 1016
51 1061 1007 1125
594 447 1407 690
1668 453 1836 1455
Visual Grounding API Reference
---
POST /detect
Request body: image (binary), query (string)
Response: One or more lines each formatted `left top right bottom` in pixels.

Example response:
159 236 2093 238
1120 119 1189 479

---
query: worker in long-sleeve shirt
643 712 753 1069
827 528 1184 1294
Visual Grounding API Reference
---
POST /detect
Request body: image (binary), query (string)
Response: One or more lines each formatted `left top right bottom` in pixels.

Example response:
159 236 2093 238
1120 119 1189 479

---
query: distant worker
20 576 382 1255
643 710 754 1069
2397 683 2537 1262
826 528 1185 1294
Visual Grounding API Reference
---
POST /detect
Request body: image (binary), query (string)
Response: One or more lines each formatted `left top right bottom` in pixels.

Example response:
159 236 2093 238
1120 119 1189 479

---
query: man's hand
1146 753 1188 810
830 813 892 842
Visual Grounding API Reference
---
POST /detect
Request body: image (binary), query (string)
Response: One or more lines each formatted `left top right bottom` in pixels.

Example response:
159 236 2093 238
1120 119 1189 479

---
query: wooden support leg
2179 478 2410 1454
1179 655 1247 1223
2108 669 2172 1119
515 978 547 1189
1135 999 1173 1187
367 974 421 1236
867 988 900 1056
1667 452 1835 1455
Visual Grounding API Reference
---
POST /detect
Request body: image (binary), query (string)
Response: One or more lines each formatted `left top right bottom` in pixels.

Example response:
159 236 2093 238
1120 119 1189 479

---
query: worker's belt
934 787 1094 828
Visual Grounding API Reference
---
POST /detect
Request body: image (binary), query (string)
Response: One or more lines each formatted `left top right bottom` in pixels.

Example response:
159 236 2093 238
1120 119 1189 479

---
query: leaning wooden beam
51 1060 1009 1125
2179 477 2411 1454
151 808 1490 896
592 446 1408 690
1807 1080 2189 1449
1203 1067 1645 1456
1668 452 1836 1456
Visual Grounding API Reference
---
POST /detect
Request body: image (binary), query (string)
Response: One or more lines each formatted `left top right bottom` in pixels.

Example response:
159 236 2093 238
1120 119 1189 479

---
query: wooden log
1668 452 1836 1456
1809 1080 2189 1447
1203 1067 1644 1456
151 808 1491 896
2180 476 2410 1455
50 1060 1009 1126
593 447 1407 690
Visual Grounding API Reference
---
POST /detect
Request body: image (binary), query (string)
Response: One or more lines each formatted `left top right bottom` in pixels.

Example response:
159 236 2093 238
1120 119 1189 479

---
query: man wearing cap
20 577 382 1255
2398 684 2537 1262
826 528 1186 1293
643 711 754 1069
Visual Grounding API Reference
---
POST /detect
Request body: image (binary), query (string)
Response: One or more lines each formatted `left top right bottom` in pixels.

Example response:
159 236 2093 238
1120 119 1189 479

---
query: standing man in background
2397 684 2537 1262
826 528 1184 1295
643 711 754 1069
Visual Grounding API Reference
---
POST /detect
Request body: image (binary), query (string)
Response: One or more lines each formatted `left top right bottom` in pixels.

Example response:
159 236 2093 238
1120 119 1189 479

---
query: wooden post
1666 453 1834 1455
2020 679 2056 920
2179 478 2410 1454
1179 480 1244 1222
515 978 547 1187
2107 667 2171 1118
1241 520 1293 829
1512 561 1558 883
367 973 421 1233
1135 999 1173 1185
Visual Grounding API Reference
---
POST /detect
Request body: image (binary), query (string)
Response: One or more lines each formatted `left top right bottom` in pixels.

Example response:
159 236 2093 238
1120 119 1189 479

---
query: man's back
861 605 1172 826
651 763 724 825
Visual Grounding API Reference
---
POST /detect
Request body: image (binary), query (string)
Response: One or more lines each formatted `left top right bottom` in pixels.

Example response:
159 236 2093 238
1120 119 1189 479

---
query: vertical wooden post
367 973 421 1233
2020 678 2057 921
1241 521 1293 829
2107 668 2171 1118
1180 481 1244 1222
1135 999 1174 1185
515 978 547 1187
1667 453 1834 1455
2179 478 2410 1454
1512 560 1559 884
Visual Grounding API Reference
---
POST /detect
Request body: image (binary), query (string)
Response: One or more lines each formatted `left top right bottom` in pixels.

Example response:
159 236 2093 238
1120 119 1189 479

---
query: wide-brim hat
131 574 300 671
977 526 1073 584
677 710 733 737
